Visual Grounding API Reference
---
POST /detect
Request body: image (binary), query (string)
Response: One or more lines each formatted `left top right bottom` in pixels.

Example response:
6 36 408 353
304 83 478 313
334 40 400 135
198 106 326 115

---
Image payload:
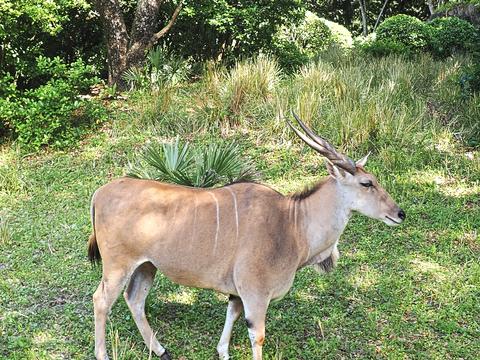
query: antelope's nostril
398 209 406 220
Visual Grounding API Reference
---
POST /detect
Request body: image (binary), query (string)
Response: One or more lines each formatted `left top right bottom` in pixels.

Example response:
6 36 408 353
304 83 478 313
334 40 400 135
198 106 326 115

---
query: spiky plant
128 138 256 187
147 45 191 88
122 67 149 91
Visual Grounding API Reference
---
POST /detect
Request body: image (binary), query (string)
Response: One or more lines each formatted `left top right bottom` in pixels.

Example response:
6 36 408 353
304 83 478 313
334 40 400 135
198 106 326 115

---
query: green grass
0 53 479 359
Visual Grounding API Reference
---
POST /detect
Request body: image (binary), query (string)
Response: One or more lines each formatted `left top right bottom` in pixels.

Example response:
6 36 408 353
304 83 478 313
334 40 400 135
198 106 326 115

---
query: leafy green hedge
0 57 105 149
429 17 479 57
363 14 479 59
271 11 353 71
376 14 431 53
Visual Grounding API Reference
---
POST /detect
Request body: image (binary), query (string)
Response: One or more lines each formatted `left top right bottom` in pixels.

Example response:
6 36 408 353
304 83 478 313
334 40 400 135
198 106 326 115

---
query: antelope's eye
360 180 373 188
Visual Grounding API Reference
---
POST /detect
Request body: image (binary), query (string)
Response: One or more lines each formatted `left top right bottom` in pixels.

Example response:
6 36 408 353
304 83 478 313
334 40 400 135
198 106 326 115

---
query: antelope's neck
296 178 352 266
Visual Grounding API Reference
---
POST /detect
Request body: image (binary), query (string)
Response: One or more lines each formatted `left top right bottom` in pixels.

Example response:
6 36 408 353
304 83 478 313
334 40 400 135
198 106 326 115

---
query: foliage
123 46 191 91
364 14 480 58
0 73 17 137
321 17 354 49
298 11 334 55
306 0 431 35
0 0 105 148
376 14 432 53
1 57 104 149
358 37 411 57
134 51 479 149
128 138 256 187
429 17 480 58
0 0 104 88
436 0 480 12
161 0 305 61
460 62 480 97
270 39 309 73
271 11 352 71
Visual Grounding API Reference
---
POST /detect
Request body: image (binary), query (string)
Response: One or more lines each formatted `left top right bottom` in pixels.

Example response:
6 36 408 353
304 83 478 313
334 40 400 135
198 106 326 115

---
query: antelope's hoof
160 349 172 360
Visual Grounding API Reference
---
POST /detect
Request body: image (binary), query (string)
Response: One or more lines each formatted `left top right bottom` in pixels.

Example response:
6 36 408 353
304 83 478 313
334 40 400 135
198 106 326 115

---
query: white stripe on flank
190 194 198 248
207 192 220 254
225 187 239 241
293 201 297 233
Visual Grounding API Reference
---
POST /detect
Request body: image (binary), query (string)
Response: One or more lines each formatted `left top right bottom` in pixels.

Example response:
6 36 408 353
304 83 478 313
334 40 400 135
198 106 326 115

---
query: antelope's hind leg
93 267 130 360
217 295 244 360
124 262 171 359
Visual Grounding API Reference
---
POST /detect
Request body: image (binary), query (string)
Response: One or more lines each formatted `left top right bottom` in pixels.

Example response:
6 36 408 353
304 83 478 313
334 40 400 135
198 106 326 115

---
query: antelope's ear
325 160 345 179
356 152 370 168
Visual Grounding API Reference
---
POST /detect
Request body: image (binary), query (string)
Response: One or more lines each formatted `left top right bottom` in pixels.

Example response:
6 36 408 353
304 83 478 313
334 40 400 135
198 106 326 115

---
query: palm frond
122 67 148 91
128 139 257 188
142 137 194 186
147 45 169 71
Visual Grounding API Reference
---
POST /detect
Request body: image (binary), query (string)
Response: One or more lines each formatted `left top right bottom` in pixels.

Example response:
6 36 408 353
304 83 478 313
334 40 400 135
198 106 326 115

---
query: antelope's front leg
242 296 269 360
217 295 243 359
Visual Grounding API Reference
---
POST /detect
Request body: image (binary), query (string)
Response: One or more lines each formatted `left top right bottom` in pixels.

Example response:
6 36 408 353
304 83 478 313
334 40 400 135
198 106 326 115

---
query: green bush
270 39 309 73
2 57 104 149
359 38 411 57
460 62 480 97
377 14 432 53
0 73 17 137
123 46 191 91
321 18 353 49
9 81 104 149
299 12 334 55
428 17 480 58
270 11 352 70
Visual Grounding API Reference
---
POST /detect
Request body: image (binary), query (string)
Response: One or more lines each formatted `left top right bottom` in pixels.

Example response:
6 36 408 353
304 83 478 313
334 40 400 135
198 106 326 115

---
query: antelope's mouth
385 215 402 225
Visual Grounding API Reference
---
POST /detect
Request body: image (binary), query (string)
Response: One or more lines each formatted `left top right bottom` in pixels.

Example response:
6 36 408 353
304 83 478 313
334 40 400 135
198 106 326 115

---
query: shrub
428 17 480 58
460 62 480 96
128 138 257 187
321 18 353 49
270 11 352 70
0 73 17 137
359 38 411 57
10 81 105 149
299 12 334 55
377 14 432 53
270 39 309 73
4 57 104 149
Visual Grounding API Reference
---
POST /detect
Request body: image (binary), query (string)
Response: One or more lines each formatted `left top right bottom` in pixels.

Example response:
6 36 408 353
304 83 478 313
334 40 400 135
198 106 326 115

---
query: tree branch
146 2 183 50
374 0 390 31
130 0 164 47
427 0 435 17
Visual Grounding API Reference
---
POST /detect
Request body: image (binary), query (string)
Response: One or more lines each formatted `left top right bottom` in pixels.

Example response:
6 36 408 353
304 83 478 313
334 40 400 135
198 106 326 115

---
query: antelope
88 113 405 360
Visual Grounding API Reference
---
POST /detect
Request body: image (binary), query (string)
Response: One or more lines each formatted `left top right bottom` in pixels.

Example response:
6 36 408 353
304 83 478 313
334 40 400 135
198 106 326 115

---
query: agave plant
128 138 257 187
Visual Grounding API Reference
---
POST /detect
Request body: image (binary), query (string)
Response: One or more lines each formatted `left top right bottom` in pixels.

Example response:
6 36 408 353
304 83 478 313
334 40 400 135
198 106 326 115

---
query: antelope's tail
88 191 101 264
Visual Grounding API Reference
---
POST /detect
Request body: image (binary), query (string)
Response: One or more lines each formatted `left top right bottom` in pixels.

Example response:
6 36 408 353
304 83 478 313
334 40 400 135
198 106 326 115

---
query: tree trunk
359 0 368 36
95 0 183 87
342 0 354 29
95 0 129 86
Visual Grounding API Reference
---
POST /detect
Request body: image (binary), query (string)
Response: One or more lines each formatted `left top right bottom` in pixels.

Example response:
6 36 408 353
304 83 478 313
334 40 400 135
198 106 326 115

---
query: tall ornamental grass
136 51 477 150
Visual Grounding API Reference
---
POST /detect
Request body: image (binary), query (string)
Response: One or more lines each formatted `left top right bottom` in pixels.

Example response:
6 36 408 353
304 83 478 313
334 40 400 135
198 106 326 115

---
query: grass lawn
1 55 479 359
